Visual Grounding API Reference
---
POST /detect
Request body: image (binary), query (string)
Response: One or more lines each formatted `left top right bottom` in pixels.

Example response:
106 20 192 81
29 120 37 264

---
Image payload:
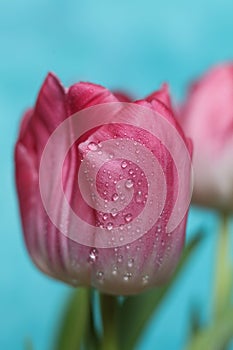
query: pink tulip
181 64 233 212
15 73 192 295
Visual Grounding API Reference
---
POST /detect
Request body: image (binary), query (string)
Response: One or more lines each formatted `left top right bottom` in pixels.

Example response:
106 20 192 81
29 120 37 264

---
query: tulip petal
66 82 118 115
113 91 132 102
181 64 233 211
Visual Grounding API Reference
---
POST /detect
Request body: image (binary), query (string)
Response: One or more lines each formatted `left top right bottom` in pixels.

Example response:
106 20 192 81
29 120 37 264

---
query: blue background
1 0 233 349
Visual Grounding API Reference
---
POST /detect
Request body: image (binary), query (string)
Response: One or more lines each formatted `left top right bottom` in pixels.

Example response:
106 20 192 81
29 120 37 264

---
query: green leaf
214 213 232 320
118 234 203 350
185 308 233 350
83 290 101 350
100 294 119 350
54 288 90 350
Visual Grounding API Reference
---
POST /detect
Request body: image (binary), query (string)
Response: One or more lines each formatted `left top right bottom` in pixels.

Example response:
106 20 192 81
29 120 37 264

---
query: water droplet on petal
111 208 118 218
128 258 134 268
112 193 119 202
121 160 128 169
88 142 98 151
88 248 98 263
112 266 118 275
107 222 113 231
117 255 123 263
142 275 149 285
125 179 134 189
123 272 132 281
96 271 104 281
124 213 132 223
103 213 108 221
136 191 143 203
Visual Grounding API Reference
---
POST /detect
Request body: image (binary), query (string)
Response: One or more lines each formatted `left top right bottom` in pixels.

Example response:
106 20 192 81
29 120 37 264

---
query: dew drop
121 160 128 169
120 194 125 201
112 193 119 202
117 255 123 263
103 213 108 221
123 272 132 281
136 191 143 203
88 248 98 263
107 222 113 231
112 266 118 275
111 208 118 218
128 258 134 268
88 142 98 151
125 179 134 189
96 271 104 281
142 275 149 285
124 213 132 223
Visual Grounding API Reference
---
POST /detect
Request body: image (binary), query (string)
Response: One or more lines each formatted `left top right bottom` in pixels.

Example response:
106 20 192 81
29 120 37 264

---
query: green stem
214 212 232 320
54 288 90 350
100 294 119 350
83 290 100 350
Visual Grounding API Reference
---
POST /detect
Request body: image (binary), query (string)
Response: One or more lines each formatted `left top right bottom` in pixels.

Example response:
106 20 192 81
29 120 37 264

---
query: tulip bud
181 64 233 212
15 73 192 295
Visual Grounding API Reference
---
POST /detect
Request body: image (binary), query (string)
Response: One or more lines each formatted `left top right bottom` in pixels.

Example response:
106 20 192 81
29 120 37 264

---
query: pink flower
15 73 191 295
181 64 233 212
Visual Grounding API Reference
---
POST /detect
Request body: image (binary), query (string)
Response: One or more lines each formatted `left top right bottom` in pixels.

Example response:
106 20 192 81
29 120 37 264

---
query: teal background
1 0 233 349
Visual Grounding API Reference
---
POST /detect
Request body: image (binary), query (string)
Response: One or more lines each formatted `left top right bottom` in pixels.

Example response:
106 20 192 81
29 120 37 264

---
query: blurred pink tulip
15 73 191 295
181 64 233 212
